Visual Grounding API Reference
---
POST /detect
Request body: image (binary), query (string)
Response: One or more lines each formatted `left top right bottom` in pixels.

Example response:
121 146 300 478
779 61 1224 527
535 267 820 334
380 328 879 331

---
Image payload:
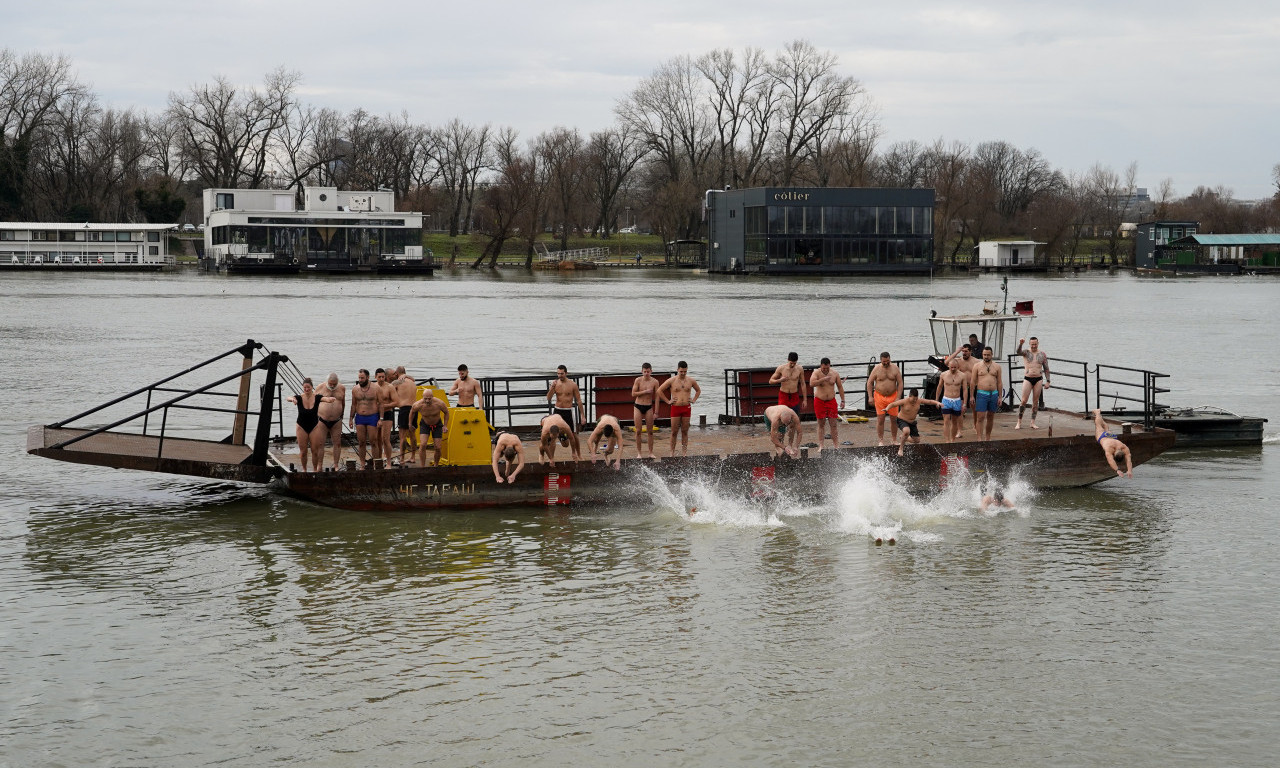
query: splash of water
635 455 1040 541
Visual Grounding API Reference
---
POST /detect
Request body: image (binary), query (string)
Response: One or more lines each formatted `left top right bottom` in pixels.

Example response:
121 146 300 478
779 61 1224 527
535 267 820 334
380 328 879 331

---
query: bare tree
770 40 868 186
536 126 586 251
167 67 299 188
583 126 645 236
0 49 86 217
437 119 491 236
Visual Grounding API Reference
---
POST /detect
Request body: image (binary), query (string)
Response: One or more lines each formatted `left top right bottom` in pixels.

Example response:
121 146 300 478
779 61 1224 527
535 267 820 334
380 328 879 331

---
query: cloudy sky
12 0 1279 198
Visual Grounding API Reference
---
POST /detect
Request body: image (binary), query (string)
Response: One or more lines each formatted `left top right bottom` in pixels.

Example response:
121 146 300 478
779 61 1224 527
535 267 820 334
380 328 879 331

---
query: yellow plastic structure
437 407 492 466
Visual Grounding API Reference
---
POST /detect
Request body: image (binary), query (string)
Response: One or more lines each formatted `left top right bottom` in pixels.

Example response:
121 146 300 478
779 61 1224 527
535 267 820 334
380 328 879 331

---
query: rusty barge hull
279 427 1176 512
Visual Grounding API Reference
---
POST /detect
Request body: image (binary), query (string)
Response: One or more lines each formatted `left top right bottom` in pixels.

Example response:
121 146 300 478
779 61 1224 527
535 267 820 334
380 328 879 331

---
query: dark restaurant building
705 187 935 274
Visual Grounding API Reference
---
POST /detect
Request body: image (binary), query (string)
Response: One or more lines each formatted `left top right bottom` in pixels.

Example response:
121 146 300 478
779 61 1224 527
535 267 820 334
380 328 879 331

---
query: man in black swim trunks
883 388 943 457
315 372 346 470
374 368 397 465
391 366 418 463
631 362 661 459
546 365 584 432
411 392 451 467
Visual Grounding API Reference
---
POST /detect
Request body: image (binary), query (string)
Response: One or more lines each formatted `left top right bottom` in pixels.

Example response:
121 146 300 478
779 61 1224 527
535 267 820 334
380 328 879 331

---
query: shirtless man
491 432 525 484
980 487 1016 512
631 362 661 459
971 347 1004 442
411 392 450 467
762 404 803 458
391 365 418 463
945 343 979 438
882 388 943 456
373 368 397 465
769 352 808 414
1016 337 1051 429
347 368 380 468
1092 409 1133 478
449 364 483 408
935 357 970 445
587 414 625 469
546 365 584 432
866 352 903 446
657 361 701 457
809 357 845 453
315 372 346 470
538 412 580 466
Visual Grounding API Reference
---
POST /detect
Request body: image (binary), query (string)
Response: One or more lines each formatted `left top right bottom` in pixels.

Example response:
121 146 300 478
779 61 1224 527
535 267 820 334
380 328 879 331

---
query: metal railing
1005 355 1169 429
723 358 947 418
45 340 288 465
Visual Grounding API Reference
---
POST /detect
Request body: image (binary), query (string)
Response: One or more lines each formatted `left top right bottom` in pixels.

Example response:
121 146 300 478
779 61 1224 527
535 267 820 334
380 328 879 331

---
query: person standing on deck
809 358 845 453
935 357 970 445
546 365 584 432
411 392 451 467
882 388 942 457
286 378 337 472
391 366 418 463
967 333 986 361
763 404 803 458
1016 337 1051 429
491 432 525 483
867 352 903 447
769 352 808 414
315 372 345 470
657 361 700 457
971 347 1004 442
631 363 661 460
348 369 380 469
1092 409 1133 478
945 344 979 438
373 368 397 465
449 364 483 408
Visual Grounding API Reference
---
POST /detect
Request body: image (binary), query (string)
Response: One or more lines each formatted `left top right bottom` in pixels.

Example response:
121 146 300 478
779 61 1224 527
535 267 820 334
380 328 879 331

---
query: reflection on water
3 271 1278 766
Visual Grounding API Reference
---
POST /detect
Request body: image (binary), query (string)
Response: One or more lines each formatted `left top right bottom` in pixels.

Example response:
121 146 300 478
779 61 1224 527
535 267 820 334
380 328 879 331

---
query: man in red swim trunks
866 351 903 447
657 361 700 457
809 357 845 453
769 352 808 414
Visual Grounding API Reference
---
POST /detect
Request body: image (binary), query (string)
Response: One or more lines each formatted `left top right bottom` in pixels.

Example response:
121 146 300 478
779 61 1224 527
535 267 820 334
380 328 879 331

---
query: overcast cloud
10 0 1279 197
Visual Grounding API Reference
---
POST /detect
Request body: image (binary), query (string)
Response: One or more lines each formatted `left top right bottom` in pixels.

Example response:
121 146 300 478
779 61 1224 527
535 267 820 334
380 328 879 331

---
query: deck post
251 352 281 465
232 340 256 446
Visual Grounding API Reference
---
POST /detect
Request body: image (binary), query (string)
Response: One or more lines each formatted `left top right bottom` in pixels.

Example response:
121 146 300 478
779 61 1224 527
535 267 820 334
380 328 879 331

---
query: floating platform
271 409 1174 511
1107 406 1268 447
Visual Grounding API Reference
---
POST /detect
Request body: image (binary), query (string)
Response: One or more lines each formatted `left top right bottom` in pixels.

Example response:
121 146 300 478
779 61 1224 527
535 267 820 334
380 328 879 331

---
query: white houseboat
201 187 429 275
0 223 176 271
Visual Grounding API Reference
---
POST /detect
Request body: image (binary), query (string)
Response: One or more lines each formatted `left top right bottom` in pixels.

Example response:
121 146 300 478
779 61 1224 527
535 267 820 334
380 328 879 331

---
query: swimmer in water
980 487 1016 512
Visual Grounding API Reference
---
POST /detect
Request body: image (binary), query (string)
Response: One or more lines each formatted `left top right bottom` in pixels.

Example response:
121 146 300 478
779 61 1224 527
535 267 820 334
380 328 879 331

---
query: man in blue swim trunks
935 357 970 445
1092 409 1133 478
971 347 1004 442
348 369 381 469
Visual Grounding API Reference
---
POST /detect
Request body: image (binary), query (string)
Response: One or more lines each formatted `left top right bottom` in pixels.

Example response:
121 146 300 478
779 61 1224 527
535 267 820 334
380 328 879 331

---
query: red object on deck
1014 300 1034 315
592 373 669 424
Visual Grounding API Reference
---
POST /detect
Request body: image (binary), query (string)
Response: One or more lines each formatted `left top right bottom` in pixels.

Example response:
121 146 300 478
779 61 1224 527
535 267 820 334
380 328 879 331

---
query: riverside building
202 187 428 274
705 187 935 275
1 222 175 270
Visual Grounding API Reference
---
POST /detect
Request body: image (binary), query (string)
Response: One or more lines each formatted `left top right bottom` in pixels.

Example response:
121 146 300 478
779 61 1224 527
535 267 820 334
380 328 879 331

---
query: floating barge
26 340 1178 512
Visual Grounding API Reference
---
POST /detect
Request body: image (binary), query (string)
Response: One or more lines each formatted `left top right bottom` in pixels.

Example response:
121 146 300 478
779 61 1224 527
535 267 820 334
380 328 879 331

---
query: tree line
3 45 1277 265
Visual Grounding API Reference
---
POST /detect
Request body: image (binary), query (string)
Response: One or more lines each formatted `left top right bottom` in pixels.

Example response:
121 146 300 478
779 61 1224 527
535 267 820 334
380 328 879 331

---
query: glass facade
213 223 421 260
742 204 933 267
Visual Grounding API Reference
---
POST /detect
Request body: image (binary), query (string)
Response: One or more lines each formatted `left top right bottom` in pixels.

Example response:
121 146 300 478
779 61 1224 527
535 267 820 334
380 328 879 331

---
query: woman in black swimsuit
287 378 336 472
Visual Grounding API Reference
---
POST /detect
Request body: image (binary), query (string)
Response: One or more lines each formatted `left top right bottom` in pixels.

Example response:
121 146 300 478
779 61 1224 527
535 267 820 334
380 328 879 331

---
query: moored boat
25 339 1178 512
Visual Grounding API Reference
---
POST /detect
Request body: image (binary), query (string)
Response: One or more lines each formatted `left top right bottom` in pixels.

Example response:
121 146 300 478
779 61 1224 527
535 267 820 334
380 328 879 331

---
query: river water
2 269 1277 767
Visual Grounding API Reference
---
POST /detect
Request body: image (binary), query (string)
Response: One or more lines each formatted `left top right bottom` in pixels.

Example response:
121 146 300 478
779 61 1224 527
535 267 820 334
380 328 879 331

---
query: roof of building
1169 234 1280 246
0 222 175 231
